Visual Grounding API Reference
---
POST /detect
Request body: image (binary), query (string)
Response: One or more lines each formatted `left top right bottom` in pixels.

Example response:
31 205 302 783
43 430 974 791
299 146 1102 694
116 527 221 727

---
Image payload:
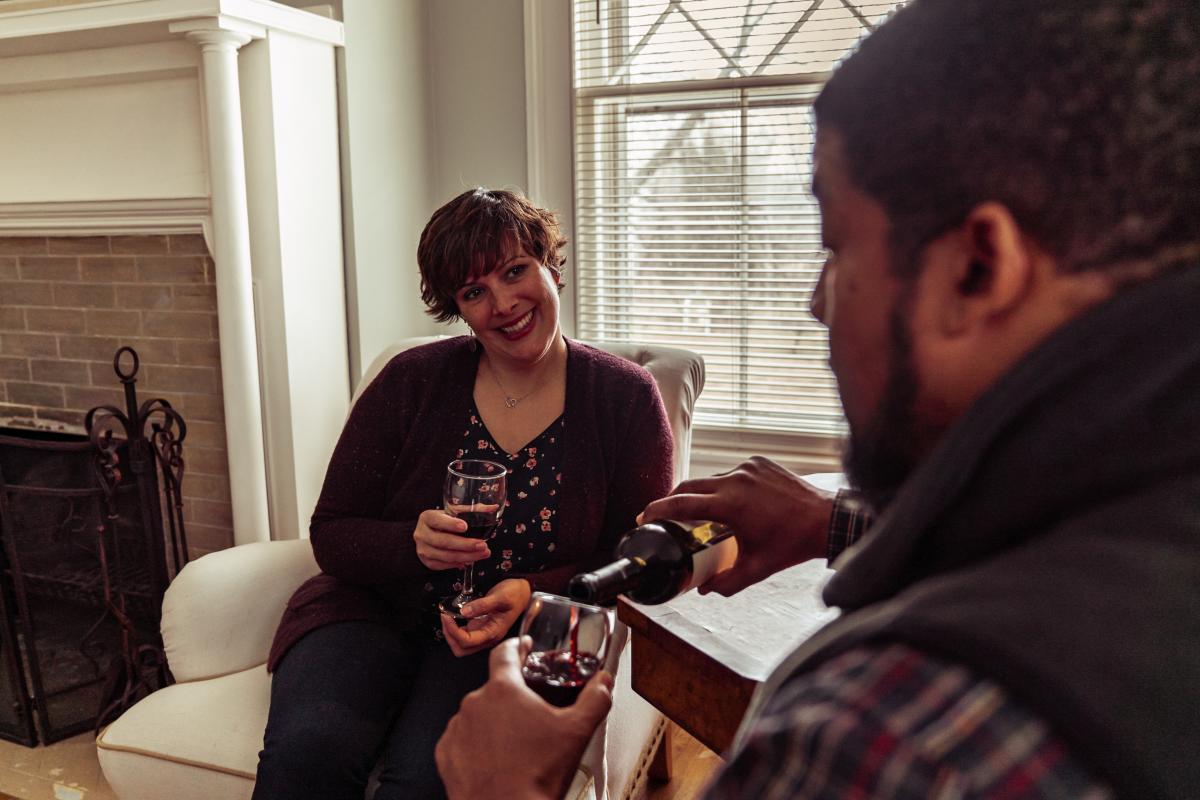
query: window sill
688 424 843 479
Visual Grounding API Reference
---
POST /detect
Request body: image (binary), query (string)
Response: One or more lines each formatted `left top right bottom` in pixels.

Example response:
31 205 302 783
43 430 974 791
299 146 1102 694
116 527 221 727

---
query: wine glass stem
461 563 475 600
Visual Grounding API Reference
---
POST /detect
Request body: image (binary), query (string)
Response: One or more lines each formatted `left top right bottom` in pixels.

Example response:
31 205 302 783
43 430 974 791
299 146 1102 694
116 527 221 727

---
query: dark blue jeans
251 621 490 800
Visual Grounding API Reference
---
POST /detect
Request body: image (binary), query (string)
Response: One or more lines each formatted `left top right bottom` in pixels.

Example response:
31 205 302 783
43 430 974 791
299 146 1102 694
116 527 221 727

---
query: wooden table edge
618 597 759 754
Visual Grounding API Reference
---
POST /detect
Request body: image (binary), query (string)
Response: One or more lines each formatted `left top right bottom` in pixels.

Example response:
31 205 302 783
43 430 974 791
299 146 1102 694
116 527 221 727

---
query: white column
171 18 271 545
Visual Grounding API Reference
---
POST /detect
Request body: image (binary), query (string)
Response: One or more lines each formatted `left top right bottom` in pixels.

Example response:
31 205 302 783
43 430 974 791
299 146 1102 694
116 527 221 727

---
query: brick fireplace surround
0 234 234 558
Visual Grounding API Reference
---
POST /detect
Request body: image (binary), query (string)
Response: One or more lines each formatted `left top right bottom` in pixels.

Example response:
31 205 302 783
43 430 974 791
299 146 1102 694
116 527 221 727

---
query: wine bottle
567 520 738 605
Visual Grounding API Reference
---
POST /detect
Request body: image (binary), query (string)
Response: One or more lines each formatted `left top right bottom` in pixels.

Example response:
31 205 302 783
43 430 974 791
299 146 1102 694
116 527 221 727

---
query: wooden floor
0 733 114 800
0 723 718 800
645 724 724 800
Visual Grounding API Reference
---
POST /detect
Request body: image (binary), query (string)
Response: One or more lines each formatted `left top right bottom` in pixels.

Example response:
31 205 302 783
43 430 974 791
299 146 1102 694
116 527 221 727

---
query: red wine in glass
520 596 611 706
569 605 581 656
522 649 602 707
456 511 500 541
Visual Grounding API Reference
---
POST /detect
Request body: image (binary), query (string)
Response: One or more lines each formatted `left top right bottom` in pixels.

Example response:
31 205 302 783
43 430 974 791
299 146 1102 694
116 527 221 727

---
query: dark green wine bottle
567 520 737 605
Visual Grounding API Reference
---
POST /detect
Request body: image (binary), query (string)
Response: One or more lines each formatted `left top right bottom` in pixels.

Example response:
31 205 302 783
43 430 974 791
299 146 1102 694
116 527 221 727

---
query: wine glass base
438 594 476 628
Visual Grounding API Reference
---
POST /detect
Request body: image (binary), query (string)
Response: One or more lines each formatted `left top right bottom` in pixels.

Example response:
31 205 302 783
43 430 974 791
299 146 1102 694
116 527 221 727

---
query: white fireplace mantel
0 0 350 547
0 0 339 48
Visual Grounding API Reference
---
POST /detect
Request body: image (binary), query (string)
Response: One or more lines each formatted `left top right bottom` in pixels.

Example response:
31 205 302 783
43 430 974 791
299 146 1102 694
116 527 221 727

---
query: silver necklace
486 361 545 409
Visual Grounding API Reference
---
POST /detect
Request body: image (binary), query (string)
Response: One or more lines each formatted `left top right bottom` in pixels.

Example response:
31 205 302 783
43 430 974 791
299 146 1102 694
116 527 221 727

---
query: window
572 1 903 439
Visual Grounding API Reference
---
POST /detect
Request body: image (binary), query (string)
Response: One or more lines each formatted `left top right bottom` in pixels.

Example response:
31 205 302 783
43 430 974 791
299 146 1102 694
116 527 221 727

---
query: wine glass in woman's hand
439 459 508 626
519 593 613 707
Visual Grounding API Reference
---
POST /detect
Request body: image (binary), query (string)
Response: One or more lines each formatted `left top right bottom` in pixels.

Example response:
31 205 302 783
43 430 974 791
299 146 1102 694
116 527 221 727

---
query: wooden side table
617 559 838 755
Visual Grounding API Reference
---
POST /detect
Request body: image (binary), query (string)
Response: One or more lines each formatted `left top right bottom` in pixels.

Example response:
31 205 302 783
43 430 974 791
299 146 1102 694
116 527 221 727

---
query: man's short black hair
815 0 1200 277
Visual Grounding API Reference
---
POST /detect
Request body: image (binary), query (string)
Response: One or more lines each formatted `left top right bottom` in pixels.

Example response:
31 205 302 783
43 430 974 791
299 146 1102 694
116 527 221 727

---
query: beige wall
339 0 436 382
427 0 529 204
338 0 531 383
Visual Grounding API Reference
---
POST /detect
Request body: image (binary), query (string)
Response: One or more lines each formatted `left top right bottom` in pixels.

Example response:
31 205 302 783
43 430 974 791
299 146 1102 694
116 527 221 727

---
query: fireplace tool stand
0 346 188 745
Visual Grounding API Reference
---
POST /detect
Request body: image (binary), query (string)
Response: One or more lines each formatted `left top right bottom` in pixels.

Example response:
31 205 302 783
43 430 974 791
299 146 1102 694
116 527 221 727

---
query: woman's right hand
414 509 491 571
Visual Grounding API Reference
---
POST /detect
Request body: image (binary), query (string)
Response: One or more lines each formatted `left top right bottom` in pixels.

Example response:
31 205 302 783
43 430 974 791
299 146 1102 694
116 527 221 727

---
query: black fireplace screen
0 347 187 745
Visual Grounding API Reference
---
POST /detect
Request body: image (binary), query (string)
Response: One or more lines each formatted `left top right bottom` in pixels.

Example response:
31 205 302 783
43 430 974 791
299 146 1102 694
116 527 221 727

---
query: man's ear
921 202 1034 337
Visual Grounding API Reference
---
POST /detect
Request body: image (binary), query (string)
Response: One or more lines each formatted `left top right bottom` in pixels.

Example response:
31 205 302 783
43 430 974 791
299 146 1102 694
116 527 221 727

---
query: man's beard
841 303 925 514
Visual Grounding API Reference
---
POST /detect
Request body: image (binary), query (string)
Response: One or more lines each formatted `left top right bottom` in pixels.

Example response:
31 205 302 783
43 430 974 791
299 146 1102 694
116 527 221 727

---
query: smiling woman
419 189 572 454
250 188 676 800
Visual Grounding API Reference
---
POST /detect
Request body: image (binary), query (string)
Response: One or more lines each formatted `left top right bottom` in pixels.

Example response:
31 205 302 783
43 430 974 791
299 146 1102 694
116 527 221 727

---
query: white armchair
97 338 705 800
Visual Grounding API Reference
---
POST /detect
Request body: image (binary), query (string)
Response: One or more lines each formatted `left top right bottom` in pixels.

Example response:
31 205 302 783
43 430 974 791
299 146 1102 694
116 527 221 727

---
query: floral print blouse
422 403 565 640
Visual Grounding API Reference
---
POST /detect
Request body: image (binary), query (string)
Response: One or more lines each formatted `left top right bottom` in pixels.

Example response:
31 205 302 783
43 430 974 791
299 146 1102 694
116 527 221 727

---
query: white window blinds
573 0 904 436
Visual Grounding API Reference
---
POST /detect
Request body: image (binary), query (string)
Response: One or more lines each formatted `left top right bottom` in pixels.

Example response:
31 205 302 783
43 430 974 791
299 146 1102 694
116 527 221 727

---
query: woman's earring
467 329 478 352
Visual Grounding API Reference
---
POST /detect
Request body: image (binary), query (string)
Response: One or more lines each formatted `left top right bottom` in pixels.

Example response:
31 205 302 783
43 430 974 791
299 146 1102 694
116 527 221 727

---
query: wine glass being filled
520 592 613 707
252 187 676 800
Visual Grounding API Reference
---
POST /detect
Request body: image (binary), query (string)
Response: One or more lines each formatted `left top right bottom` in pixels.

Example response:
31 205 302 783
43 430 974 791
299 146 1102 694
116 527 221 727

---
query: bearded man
436 2 1200 797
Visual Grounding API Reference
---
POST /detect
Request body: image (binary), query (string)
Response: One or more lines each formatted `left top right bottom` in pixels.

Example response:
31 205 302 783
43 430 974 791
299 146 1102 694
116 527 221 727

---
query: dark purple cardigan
267 337 674 671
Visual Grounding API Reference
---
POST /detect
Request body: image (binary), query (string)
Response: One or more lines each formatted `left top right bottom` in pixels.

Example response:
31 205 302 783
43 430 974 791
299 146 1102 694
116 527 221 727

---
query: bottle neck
566 556 645 605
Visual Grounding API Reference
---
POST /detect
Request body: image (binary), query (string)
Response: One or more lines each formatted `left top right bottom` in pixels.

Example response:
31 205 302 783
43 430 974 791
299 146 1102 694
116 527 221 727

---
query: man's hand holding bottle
637 456 836 597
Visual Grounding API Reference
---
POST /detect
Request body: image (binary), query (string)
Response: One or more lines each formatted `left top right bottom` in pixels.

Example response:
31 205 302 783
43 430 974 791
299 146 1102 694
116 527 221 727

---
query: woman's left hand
441 578 532 657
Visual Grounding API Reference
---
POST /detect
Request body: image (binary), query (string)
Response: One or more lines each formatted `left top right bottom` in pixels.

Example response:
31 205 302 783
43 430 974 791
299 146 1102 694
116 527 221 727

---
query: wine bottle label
682 534 738 594
686 521 733 547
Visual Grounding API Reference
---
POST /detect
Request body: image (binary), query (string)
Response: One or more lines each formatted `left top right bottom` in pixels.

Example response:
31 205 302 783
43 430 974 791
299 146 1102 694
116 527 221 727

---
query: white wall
338 0 534 383
427 0 529 203
338 0 436 383
425 0 532 338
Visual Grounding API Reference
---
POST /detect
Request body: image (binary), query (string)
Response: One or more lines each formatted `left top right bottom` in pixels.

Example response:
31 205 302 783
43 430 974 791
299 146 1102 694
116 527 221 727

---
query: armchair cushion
591 342 703 483
97 665 266 800
162 539 320 682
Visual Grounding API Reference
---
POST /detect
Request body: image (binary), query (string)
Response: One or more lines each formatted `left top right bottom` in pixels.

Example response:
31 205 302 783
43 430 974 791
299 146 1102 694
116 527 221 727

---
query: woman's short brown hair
418 188 568 323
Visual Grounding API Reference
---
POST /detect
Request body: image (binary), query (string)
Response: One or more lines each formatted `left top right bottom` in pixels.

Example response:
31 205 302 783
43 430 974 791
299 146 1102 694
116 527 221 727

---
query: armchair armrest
161 539 320 682
592 342 704 483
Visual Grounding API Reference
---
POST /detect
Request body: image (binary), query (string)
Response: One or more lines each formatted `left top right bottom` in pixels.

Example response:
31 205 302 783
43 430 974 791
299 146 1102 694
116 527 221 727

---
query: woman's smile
497 309 536 339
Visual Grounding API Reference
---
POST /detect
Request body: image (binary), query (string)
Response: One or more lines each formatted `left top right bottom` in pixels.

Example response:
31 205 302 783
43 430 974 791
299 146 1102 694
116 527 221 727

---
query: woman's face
454 245 562 366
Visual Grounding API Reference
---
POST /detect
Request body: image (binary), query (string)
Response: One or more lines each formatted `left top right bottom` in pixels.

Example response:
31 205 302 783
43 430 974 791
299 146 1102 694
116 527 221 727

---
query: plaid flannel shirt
702 493 1112 799
707 643 1112 800
826 488 871 564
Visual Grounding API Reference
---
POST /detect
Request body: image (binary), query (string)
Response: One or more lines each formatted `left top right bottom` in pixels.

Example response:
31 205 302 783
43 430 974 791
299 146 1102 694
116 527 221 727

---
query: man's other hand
436 637 614 800
639 456 835 596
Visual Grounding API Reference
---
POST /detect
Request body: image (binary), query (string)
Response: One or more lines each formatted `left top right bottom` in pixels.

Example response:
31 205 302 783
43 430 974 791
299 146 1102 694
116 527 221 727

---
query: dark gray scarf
738 265 1200 799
